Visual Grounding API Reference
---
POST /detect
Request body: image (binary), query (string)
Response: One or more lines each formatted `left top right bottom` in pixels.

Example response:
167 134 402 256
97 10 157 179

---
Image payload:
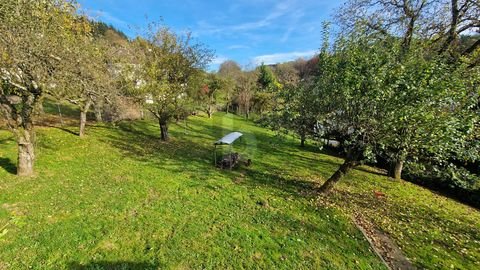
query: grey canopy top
214 132 243 145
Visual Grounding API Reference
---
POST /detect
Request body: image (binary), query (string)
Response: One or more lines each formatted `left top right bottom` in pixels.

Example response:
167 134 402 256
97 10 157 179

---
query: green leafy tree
56 36 117 137
273 82 318 147
218 60 242 113
235 71 256 119
200 73 225 118
0 0 86 175
314 28 478 192
255 63 282 115
129 25 213 141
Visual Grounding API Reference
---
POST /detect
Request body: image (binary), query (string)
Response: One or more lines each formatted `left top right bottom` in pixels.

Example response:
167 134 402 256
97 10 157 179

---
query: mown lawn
0 112 479 269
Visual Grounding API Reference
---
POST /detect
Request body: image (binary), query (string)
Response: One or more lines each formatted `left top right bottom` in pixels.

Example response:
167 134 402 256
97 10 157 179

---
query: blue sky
78 0 343 71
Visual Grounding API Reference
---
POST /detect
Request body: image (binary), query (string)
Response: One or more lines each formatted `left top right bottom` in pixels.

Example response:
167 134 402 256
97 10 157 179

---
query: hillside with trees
1 0 479 269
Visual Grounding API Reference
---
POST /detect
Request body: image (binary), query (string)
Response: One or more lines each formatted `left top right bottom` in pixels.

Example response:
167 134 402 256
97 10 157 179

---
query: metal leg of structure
229 145 233 170
214 145 217 166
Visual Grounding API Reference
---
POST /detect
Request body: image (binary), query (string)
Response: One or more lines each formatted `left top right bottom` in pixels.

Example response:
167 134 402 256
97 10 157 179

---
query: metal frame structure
214 132 243 169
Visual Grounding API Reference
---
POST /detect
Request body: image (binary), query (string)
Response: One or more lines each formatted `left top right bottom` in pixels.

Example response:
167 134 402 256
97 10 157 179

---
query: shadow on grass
43 99 96 120
0 157 16 175
97 121 218 176
45 125 79 136
242 168 320 198
68 261 158 270
98 119 328 199
0 136 15 145
356 166 388 177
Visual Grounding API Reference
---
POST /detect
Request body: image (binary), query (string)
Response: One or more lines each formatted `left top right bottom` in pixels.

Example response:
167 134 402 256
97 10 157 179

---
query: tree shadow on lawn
98 121 220 175
99 120 329 199
241 167 321 198
0 157 16 175
44 125 79 136
0 135 15 145
69 261 158 270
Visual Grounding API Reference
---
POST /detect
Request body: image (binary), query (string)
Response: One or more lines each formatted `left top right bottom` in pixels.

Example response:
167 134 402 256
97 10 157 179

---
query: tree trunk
79 110 87 137
160 120 169 141
36 101 44 114
393 160 404 180
94 104 103 122
319 159 359 193
16 128 35 176
207 106 212 118
300 133 306 147
79 101 92 137
57 103 64 126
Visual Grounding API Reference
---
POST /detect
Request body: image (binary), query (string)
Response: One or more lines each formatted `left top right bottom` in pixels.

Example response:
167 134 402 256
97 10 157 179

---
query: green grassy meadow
0 112 479 269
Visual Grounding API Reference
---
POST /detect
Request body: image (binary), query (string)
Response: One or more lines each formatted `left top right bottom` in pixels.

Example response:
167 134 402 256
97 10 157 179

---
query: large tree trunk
16 127 35 176
393 160 404 180
319 159 359 193
79 100 92 137
1 82 41 177
159 120 169 141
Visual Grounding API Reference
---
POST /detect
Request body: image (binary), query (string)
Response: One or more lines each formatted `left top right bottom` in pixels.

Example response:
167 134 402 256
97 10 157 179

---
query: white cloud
85 9 128 26
195 0 296 36
211 56 229 65
228 45 250 50
252 50 317 65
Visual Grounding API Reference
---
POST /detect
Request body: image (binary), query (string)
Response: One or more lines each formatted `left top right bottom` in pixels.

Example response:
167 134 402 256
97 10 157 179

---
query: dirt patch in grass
354 213 416 270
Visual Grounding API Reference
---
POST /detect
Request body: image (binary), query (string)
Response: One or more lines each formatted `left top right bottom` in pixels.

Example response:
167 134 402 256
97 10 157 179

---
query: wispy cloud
228 45 250 50
280 10 304 42
211 56 229 65
195 0 296 36
85 9 128 26
252 50 317 65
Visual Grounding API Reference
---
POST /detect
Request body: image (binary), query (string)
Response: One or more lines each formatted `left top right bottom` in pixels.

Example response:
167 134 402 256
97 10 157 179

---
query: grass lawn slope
0 112 479 269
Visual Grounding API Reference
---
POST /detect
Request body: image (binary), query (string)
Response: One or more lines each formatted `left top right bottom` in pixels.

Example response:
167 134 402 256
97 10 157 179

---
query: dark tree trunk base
160 121 169 141
319 159 359 193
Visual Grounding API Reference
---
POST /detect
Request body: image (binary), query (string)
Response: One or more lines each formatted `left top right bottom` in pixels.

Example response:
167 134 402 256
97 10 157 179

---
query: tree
200 73 225 118
339 0 480 60
314 27 477 192
338 0 480 178
254 64 282 115
313 33 393 192
131 25 213 141
218 60 242 113
57 36 117 137
273 62 300 87
0 0 86 176
235 72 256 119
267 64 317 147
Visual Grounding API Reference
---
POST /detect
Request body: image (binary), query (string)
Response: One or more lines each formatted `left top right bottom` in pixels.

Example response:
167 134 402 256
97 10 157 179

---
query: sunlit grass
0 112 478 269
